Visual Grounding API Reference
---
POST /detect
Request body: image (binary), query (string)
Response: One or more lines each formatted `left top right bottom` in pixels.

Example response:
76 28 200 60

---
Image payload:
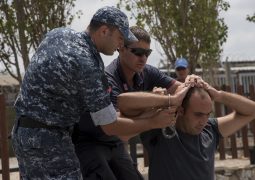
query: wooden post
224 57 232 88
249 85 255 145
129 136 140 165
224 85 238 158
237 85 249 157
143 146 149 167
0 94 10 180
214 86 226 160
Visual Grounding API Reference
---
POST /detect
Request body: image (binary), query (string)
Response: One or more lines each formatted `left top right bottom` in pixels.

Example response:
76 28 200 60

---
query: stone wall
215 161 255 180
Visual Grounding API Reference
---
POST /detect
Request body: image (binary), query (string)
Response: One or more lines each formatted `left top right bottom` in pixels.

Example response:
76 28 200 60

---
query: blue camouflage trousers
12 123 83 180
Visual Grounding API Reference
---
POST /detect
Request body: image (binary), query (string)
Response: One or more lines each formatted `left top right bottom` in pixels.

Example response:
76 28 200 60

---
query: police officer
11 6 139 179
72 26 185 180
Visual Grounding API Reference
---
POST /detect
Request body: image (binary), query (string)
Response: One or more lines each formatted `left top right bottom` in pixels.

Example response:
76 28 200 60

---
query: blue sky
71 0 255 67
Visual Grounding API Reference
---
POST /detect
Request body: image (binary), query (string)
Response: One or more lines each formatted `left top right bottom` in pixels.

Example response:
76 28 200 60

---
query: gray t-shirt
140 118 222 180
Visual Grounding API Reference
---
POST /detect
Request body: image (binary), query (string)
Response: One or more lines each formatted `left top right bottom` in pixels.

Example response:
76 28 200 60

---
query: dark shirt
106 57 175 108
140 118 222 180
15 28 116 128
99 57 175 144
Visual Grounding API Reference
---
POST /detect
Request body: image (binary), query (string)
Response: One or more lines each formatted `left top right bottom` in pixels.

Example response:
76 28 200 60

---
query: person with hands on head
119 80 255 180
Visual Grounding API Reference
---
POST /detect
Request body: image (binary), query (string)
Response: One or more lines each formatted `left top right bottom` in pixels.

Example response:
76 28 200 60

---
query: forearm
117 85 190 117
117 92 169 116
101 116 154 136
101 108 174 136
167 80 182 94
215 91 255 116
216 91 255 137
118 134 137 142
219 112 255 137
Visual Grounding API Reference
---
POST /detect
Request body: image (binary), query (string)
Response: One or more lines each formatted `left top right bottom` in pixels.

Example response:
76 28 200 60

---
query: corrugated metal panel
222 59 255 63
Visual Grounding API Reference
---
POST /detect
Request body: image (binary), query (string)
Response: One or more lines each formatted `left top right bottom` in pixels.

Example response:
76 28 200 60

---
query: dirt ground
1 156 252 180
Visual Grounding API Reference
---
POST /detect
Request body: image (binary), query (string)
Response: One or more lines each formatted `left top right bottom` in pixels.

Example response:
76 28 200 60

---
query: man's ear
176 106 184 116
118 45 126 53
99 25 109 36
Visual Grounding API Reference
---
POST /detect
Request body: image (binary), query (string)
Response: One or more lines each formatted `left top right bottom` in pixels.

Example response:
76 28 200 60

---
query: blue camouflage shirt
15 28 117 128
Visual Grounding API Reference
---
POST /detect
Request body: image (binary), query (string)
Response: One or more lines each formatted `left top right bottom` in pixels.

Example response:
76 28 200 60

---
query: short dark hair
88 20 117 32
125 26 151 46
181 87 210 112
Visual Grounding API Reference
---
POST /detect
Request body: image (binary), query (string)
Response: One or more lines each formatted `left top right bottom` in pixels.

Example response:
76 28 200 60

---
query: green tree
0 0 82 84
118 0 229 74
247 13 255 23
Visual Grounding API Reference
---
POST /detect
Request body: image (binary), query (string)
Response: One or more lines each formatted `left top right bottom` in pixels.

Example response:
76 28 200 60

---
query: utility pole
224 57 232 89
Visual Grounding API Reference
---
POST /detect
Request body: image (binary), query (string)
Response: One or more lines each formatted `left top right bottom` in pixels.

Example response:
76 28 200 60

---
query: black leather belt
18 116 72 133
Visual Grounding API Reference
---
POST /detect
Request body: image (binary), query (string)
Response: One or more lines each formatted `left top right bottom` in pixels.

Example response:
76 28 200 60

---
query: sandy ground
0 157 148 180
0 158 19 180
0 156 252 180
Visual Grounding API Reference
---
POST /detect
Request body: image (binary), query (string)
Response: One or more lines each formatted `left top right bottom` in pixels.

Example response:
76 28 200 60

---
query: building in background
160 59 255 95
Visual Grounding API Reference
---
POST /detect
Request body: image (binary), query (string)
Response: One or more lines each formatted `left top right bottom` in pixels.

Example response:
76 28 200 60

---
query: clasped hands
152 74 207 127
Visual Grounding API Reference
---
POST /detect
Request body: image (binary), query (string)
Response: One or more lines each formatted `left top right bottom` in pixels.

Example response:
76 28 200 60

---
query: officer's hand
170 83 191 106
153 87 167 95
149 107 177 129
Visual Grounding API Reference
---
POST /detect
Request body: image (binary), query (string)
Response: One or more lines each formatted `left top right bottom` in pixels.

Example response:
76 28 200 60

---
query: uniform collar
82 31 104 70
116 57 144 91
82 31 100 57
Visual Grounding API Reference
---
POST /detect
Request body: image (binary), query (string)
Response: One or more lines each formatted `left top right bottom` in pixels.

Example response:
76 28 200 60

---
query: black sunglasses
125 46 152 57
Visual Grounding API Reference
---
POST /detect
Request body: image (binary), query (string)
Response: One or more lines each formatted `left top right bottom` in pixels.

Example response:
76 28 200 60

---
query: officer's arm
117 84 189 117
100 108 174 136
167 80 182 94
113 109 159 141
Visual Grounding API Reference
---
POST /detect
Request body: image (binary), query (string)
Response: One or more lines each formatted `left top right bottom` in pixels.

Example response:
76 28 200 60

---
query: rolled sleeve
90 103 117 125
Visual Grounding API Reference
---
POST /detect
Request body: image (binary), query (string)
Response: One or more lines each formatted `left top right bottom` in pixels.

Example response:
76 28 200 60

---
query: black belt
18 116 72 133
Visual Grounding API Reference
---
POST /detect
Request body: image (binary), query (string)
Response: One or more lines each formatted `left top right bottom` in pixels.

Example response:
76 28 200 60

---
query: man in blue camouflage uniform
11 6 139 179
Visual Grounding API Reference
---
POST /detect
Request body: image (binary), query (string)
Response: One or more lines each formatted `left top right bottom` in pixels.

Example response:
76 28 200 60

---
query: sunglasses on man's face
125 46 152 58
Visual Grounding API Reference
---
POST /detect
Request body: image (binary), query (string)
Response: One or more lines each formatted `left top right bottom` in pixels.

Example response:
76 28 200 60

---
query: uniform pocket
18 127 42 151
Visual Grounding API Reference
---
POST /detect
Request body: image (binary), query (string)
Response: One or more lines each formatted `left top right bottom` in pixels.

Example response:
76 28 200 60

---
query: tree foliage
118 0 229 73
0 0 82 84
247 13 255 23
